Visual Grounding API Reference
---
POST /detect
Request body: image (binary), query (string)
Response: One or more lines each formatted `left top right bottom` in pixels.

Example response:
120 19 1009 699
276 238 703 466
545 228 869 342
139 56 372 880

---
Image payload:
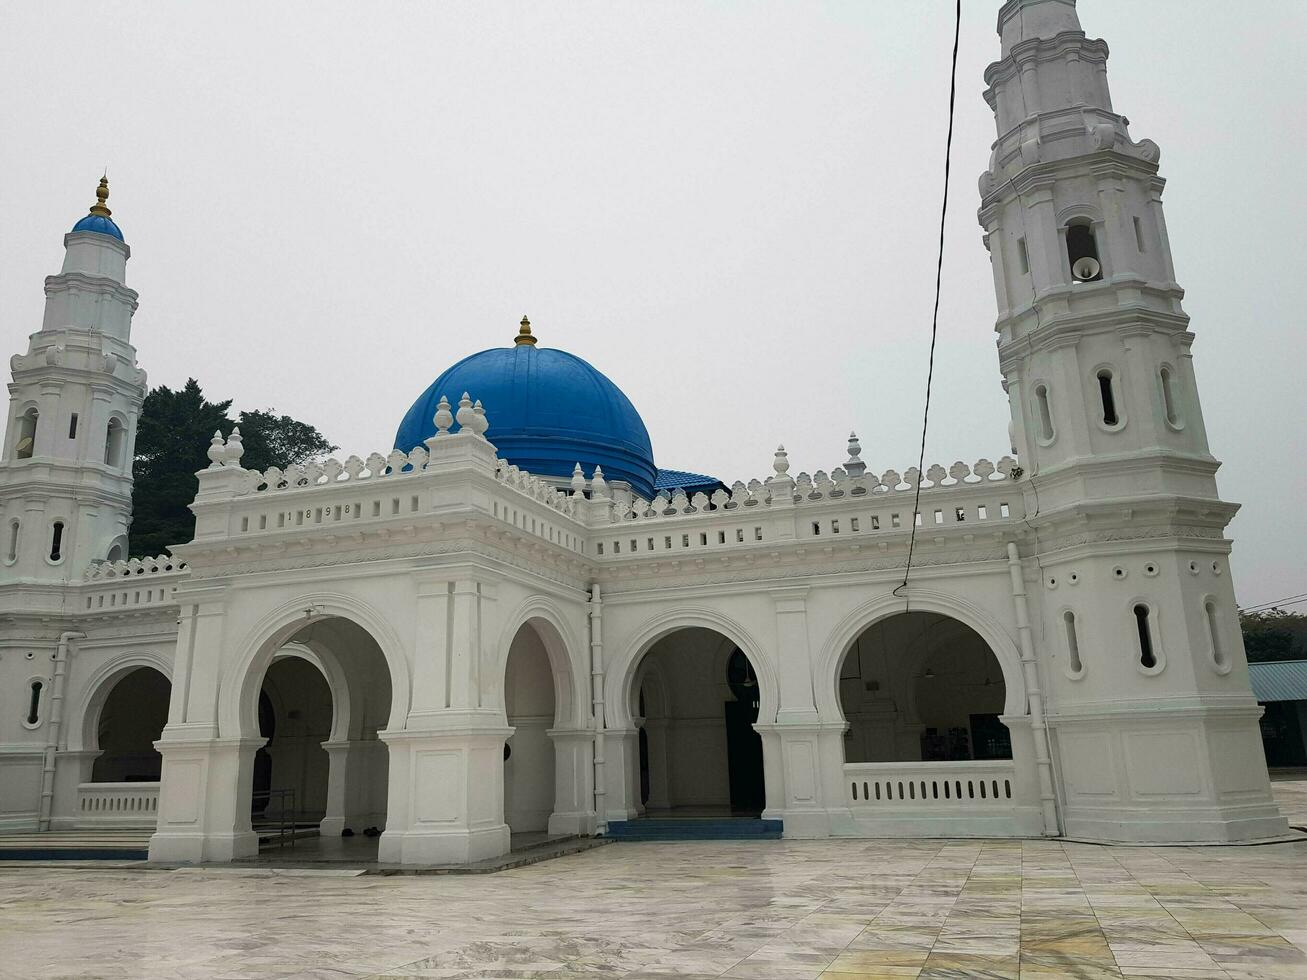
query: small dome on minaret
70 176 124 241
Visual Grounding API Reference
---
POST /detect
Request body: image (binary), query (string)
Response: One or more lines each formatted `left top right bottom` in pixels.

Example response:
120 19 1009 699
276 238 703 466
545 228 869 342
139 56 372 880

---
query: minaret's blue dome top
394 318 657 499
71 177 124 240
71 214 124 241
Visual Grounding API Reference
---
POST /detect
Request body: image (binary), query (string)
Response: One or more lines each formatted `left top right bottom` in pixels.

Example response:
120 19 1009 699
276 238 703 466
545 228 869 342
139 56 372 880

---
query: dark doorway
725 649 765 814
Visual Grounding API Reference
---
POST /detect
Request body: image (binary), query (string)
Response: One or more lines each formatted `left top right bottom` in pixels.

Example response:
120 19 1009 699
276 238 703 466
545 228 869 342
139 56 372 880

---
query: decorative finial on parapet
773 444 790 476
224 426 244 466
455 392 476 431
433 395 453 434
590 465 608 499
471 399 489 437
515 315 537 346
845 431 866 477
89 176 112 217
571 462 587 494
206 430 225 469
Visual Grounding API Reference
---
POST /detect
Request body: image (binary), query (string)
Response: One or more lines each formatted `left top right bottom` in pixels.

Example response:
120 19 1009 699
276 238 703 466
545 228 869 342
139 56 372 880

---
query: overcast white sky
1 1 1303 608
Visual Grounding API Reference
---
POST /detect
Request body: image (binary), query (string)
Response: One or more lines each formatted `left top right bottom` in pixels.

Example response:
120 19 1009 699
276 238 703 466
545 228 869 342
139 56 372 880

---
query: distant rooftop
1248 660 1307 702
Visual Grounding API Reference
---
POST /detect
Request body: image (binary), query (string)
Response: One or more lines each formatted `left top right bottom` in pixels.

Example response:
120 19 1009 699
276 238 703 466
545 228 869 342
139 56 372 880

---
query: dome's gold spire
88 175 112 218
515 314 537 346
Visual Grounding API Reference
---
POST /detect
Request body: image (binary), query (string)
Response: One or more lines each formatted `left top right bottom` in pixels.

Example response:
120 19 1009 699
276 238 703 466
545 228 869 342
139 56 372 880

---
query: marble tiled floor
4 835 1307 980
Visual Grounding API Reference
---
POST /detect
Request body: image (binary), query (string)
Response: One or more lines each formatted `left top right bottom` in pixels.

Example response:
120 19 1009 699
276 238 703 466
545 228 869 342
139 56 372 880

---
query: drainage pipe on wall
589 584 607 834
38 630 85 832
1005 542 1061 837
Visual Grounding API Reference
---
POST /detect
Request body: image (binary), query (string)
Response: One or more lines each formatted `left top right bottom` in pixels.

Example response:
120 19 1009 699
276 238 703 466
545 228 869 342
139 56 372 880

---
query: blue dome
71 214 124 241
395 341 657 499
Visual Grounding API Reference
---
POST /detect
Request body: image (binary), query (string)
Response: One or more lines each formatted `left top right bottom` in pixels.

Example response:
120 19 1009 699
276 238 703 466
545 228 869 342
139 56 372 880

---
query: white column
546 727 596 836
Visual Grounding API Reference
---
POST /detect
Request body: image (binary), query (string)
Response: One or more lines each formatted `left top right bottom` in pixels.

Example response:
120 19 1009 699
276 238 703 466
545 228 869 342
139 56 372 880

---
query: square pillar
377 713 511 865
50 749 100 830
755 722 848 838
546 727 596 836
148 735 264 863
602 727 641 822
319 738 385 836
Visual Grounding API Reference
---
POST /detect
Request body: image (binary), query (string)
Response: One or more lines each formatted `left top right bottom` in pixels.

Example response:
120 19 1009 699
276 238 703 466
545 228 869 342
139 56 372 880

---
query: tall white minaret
0 178 146 580
978 0 1286 841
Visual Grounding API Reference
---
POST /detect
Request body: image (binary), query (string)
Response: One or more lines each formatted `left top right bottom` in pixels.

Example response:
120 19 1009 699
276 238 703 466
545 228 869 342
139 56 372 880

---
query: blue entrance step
604 818 782 841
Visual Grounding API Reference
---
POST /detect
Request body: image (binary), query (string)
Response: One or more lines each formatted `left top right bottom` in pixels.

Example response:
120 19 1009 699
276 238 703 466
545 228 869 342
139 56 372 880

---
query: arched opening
251 656 333 829
1066 219 1102 282
92 667 171 782
104 417 126 467
14 407 38 459
633 628 766 817
105 541 124 563
243 617 394 849
838 612 1011 764
503 622 558 834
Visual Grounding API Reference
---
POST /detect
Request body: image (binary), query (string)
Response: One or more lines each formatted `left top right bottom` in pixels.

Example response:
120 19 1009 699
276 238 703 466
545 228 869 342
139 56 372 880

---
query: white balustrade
845 760 1016 808
76 782 160 827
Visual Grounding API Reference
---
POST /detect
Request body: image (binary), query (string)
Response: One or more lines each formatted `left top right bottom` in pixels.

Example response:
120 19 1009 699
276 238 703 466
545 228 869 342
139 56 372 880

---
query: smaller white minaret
0 178 146 580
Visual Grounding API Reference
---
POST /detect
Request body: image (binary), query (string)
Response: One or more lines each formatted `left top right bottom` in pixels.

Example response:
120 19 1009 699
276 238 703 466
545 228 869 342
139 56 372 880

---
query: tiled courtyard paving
3 832 1307 980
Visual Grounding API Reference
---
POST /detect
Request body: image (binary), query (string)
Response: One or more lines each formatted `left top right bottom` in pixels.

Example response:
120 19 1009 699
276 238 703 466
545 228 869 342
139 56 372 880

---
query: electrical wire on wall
896 0 963 606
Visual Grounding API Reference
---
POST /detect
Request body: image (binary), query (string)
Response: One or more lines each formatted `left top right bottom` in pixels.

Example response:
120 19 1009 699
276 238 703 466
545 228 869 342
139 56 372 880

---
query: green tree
129 379 335 558
1240 608 1307 663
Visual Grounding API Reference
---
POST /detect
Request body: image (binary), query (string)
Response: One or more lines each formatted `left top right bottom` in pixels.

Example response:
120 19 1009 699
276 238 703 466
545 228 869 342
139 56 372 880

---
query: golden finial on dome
88 175 112 218
515 314 538 346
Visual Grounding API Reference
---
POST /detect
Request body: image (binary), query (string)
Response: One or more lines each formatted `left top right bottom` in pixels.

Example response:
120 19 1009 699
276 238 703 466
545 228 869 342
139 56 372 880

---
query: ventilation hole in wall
1206 600 1227 669
7 520 18 562
850 517 860 532
1046 577 1057 589
891 513 901 528
1068 572 1078 585
1133 215 1146 252
1211 561 1221 575
1112 566 1126 579
1097 370 1119 426
1134 604 1156 669
1035 383 1055 441
812 522 821 536
49 521 64 562
27 680 43 725
955 507 966 522
1188 561 1199 575
1144 563 1158 577
1017 236 1029 275
1160 366 1181 427
1064 610 1083 674
68 413 79 439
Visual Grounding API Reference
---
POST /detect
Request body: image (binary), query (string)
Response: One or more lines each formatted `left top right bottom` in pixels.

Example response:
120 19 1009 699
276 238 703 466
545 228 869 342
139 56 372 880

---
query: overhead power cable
897 0 962 603
1240 592 1307 614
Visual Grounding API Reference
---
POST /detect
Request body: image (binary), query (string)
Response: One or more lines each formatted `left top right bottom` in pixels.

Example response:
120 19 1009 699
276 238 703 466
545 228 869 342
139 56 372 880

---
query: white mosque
0 0 1290 866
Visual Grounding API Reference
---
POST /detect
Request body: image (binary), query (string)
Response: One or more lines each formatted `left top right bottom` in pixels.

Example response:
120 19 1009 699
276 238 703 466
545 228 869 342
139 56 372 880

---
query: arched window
1034 384 1055 442
1133 604 1156 670
1066 220 1102 282
1063 610 1083 675
6 520 18 563
105 542 124 563
14 407 38 459
104 418 126 467
1097 369 1120 427
1159 366 1182 428
26 680 43 725
1205 600 1227 670
49 521 64 563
